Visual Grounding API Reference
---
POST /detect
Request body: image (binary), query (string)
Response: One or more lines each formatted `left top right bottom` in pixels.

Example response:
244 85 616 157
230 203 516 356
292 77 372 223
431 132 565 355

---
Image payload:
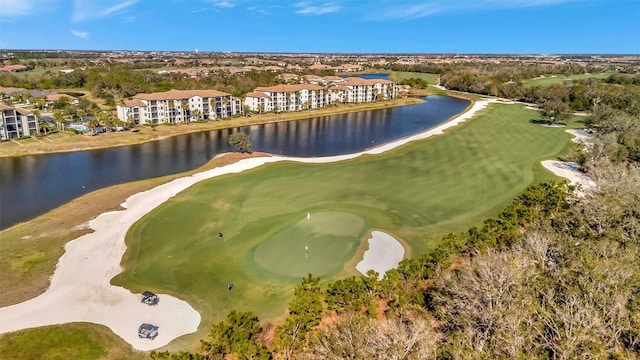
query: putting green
252 211 365 278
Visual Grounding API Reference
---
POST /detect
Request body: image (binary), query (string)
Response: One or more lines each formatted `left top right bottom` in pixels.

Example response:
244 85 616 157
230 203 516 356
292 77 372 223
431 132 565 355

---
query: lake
0 95 469 229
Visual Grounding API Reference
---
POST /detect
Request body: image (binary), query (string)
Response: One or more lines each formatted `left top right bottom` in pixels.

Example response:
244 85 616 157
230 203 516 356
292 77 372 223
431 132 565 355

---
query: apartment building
243 77 398 113
244 84 326 113
0 104 38 140
332 77 398 103
116 89 241 125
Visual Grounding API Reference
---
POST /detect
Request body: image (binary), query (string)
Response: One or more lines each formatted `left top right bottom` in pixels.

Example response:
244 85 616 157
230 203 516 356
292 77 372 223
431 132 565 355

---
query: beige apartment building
0 104 38 140
116 89 242 125
244 77 398 113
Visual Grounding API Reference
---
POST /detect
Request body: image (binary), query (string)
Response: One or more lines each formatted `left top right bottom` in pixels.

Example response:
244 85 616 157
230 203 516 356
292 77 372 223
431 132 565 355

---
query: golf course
106 101 580 348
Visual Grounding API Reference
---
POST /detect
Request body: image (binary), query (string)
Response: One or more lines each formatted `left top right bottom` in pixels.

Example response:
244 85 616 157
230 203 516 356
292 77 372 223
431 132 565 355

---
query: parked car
138 323 159 340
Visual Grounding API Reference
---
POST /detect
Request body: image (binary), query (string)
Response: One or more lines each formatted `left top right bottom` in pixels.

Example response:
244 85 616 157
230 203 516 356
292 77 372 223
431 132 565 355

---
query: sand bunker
356 231 405 279
0 99 493 350
541 129 595 195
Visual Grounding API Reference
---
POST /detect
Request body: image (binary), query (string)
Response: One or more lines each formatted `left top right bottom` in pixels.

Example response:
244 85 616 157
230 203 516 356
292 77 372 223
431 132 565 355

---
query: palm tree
222 97 230 118
32 109 44 136
285 92 292 112
77 108 86 123
88 111 101 130
181 100 190 123
192 109 202 121
209 98 218 119
53 111 65 132
168 100 176 124
33 97 45 110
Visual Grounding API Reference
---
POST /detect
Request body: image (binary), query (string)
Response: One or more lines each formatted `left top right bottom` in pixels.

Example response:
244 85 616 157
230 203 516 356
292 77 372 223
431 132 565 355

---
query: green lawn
0 323 146 360
111 102 579 349
522 73 612 87
390 71 440 85
253 211 365 278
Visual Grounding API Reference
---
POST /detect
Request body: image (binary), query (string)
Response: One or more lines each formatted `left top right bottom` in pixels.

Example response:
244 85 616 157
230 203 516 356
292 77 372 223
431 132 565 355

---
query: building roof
123 99 146 107
245 91 270 98
134 89 231 101
255 84 325 93
342 77 394 86
15 108 31 115
45 93 75 101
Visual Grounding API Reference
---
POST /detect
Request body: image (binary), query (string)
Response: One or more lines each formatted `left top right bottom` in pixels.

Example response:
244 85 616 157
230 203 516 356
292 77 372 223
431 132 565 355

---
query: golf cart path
0 99 494 351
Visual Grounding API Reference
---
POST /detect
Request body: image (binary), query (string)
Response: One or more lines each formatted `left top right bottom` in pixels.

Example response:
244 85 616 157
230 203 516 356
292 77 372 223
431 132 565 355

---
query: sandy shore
0 99 493 350
356 231 405 279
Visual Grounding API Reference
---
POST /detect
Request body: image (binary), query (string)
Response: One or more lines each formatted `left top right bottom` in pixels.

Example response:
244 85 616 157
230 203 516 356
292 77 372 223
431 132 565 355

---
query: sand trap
541 160 595 195
541 129 596 195
0 99 493 350
565 129 592 145
356 231 405 279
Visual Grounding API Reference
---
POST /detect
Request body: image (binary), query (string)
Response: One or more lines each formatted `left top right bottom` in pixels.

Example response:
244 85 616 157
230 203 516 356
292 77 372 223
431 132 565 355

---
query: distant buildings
116 89 242 125
0 104 38 140
0 64 28 73
117 75 398 122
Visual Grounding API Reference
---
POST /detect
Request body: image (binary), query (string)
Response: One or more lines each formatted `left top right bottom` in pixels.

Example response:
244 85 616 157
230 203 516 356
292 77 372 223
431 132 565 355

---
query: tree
192 109 202 121
540 100 572 124
228 132 252 153
168 100 176 124
181 99 190 123
275 274 324 358
52 110 65 131
209 98 219 119
222 97 230 118
201 310 272 360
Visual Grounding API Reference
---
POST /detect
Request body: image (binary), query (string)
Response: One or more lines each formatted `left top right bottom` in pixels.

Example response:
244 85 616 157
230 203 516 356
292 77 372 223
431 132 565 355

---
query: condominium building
244 84 326 113
243 77 398 113
0 104 38 140
116 89 242 125
331 77 398 103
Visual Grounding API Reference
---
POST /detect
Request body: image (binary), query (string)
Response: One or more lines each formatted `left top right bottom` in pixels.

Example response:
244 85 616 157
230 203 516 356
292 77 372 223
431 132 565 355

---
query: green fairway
112 102 579 347
253 211 365 278
522 72 612 86
390 71 440 85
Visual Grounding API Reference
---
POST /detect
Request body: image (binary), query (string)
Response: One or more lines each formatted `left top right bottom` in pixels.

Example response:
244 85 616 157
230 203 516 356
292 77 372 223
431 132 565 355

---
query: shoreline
0 99 492 350
0 97 424 158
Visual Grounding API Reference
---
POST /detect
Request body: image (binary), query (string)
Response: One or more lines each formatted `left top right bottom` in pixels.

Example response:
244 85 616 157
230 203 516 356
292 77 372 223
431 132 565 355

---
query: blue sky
0 0 638 53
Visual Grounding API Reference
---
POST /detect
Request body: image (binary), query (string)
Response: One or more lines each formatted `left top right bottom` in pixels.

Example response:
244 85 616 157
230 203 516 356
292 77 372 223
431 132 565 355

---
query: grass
0 152 263 308
0 323 146 360
390 71 440 85
109 102 580 349
522 72 613 87
253 211 365 278
0 102 581 356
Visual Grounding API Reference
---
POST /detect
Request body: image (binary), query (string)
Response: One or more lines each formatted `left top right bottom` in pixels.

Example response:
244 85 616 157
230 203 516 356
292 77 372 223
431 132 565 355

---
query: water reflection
1 95 468 229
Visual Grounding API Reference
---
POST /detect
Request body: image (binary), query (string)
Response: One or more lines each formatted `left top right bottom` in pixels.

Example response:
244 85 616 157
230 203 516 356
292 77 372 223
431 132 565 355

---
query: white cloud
207 0 236 8
71 29 89 39
294 1 342 15
0 0 52 18
370 0 586 20
72 0 139 22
